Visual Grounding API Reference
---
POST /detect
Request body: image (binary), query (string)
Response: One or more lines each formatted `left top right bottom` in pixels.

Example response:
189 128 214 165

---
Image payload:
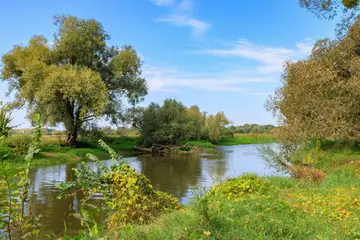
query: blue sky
0 0 337 128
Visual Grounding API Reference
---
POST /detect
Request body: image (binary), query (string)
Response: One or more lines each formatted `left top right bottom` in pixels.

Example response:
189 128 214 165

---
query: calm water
28 144 280 238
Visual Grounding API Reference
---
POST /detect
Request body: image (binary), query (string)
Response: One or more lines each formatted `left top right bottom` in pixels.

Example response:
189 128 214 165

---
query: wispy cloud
140 38 314 94
151 0 211 35
157 14 210 35
150 0 175 7
142 65 275 93
202 39 314 73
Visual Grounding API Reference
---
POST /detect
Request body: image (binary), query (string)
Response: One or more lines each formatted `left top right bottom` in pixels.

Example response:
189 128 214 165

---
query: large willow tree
1 15 147 146
268 18 360 143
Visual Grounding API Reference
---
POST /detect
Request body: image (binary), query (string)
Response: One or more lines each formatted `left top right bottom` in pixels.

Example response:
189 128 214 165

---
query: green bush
0 146 12 158
212 174 270 200
57 140 179 232
3 134 32 156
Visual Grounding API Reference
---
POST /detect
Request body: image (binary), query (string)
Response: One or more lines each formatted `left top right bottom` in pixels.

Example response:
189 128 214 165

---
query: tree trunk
66 132 78 147
64 101 82 147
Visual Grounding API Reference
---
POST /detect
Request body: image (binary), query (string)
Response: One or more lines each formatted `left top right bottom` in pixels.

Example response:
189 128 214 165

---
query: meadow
111 146 360 239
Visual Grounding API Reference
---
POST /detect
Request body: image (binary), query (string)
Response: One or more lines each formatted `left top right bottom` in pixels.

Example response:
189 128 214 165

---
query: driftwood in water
135 144 192 154
134 146 152 153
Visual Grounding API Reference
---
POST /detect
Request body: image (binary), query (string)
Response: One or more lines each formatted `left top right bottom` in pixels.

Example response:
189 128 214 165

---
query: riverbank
218 133 277 145
109 147 360 239
5 135 142 167
4 134 277 167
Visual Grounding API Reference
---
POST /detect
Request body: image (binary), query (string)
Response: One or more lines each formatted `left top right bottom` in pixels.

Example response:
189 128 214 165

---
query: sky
0 0 338 128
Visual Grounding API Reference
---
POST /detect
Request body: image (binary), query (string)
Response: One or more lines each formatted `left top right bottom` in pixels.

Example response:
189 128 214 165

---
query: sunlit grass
218 134 277 145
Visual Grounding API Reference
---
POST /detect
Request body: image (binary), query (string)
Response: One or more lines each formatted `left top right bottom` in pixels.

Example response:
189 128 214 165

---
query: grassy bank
3 133 276 167
110 153 360 239
3 135 142 167
218 134 277 145
94 143 360 239
115 175 360 239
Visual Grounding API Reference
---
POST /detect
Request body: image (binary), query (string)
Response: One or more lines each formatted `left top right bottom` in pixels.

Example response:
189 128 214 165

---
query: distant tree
267 18 360 143
186 105 206 140
203 112 231 143
299 0 360 37
1 15 147 146
133 99 231 146
251 126 262 134
135 99 189 147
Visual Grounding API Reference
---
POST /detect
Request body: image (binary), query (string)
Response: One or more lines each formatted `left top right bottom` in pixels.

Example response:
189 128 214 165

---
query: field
218 134 277 145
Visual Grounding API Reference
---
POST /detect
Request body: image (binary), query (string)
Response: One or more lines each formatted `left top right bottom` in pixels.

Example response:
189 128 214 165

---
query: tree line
229 124 275 134
131 99 232 147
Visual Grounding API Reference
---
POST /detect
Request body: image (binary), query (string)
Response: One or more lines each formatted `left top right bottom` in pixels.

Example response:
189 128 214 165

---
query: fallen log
134 146 152 153
134 144 192 154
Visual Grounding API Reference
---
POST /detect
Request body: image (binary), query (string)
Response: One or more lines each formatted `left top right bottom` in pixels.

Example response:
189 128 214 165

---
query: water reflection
138 153 203 200
27 144 280 238
28 163 82 237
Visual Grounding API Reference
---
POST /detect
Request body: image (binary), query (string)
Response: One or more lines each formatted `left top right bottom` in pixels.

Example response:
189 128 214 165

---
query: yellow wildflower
204 231 211 236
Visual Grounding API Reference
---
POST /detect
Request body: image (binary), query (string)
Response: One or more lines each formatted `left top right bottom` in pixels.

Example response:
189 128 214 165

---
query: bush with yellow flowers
212 173 270 200
57 140 179 231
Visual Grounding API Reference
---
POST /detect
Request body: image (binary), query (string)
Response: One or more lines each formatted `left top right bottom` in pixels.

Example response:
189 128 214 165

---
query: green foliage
267 19 360 148
342 0 360 8
203 112 231 143
0 114 42 240
2 134 32 156
0 102 14 138
57 140 179 233
185 140 215 148
299 0 360 37
229 124 276 134
211 174 270 200
116 170 360 239
133 99 231 147
1 15 147 146
219 134 277 145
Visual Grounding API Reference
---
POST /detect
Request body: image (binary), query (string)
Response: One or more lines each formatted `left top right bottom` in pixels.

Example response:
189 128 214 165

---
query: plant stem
1 158 12 240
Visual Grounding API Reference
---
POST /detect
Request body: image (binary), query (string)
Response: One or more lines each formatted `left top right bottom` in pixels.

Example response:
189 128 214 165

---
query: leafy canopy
1 15 147 144
267 18 360 143
299 0 360 37
132 99 231 146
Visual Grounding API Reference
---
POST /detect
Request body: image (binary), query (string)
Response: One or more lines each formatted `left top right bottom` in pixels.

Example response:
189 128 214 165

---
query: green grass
1 136 141 168
185 140 216 148
4 133 277 167
36 136 141 164
113 167 360 239
101 141 360 239
218 134 277 145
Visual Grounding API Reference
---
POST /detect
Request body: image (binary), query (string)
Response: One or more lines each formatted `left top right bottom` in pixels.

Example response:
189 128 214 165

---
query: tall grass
114 169 359 239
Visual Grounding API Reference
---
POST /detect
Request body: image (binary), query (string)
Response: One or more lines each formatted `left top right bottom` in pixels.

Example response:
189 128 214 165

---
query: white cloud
142 65 275 93
150 0 175 7
202 39 314 73
177 0 193 11
157 14 210 35
151 0 210 35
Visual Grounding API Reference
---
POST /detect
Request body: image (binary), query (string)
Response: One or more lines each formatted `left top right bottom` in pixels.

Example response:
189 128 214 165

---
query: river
27 144 280 238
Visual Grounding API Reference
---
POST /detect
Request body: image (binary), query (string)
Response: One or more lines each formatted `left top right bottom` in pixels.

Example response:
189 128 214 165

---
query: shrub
57 140 179 231
0 147 12 157
212 174 270 200
289 166 326 183
3 134 32 156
